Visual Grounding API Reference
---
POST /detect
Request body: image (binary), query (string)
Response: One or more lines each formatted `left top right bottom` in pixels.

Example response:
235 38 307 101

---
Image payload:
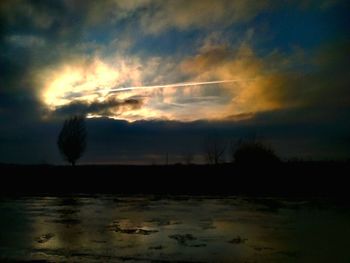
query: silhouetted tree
204 136 226 165
57 116 87 166
233 139 280 165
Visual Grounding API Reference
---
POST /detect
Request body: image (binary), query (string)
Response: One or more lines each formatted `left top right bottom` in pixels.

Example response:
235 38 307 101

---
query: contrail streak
98 79 239 94
62 79 243 100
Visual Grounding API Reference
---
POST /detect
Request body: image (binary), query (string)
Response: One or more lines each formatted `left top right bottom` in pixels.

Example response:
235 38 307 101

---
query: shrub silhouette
234 140 280 165
57 116 86 166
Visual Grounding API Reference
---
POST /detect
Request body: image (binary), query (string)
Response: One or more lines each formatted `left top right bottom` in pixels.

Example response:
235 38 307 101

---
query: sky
0 0 349 164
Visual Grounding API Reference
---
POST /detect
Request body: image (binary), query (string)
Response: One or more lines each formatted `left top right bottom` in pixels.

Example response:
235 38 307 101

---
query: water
0 196 349 262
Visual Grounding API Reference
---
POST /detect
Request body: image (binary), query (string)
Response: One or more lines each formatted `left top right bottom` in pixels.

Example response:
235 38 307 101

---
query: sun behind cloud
37 41 298 122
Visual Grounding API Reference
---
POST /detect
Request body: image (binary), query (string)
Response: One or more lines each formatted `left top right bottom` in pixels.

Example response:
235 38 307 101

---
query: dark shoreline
1 162 349 198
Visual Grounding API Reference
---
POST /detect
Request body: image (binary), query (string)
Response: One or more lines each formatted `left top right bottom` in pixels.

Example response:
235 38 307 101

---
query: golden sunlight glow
41 59 122 109
38 46 283 122
43 67 82 107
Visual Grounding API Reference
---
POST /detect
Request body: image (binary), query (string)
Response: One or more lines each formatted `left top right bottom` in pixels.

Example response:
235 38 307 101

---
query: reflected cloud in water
0 196 349 262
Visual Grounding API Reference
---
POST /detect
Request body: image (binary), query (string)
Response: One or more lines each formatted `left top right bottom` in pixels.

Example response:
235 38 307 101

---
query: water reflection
0 196 349 262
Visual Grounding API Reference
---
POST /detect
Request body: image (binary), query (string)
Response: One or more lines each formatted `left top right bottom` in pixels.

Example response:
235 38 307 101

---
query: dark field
1 162 349 196
1 163 349 262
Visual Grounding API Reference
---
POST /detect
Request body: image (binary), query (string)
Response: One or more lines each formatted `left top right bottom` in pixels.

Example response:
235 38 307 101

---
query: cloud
139 0 272 34
179 34 350 116
0 0 56 30
178 43 283 117
27 32 349 123
53 97 143 118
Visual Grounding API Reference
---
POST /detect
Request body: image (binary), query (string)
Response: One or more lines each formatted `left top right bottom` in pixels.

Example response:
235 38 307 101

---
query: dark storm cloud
53 97 143 118
76 107 350 164
1 105 349 164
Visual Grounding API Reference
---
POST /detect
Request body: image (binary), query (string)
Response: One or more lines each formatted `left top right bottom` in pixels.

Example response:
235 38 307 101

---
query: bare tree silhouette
57 116 87 166
204 136 226 165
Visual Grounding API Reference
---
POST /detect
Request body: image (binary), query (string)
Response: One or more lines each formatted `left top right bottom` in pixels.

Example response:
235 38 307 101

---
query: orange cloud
179 43 286 118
